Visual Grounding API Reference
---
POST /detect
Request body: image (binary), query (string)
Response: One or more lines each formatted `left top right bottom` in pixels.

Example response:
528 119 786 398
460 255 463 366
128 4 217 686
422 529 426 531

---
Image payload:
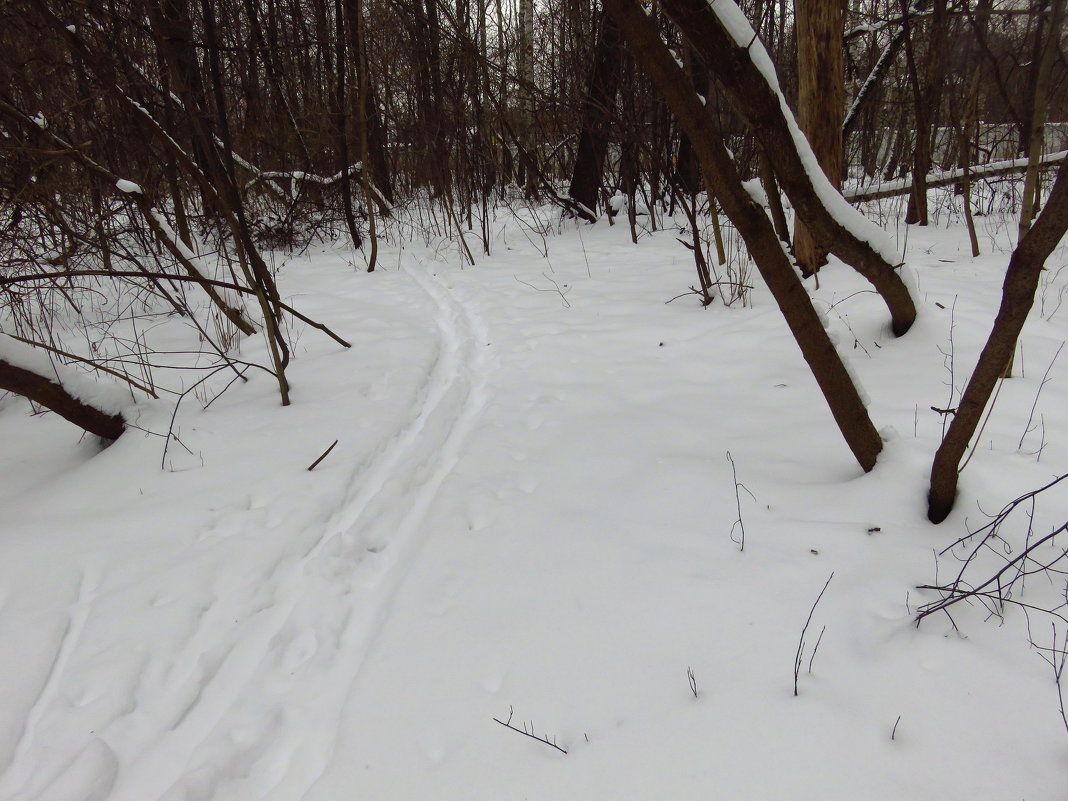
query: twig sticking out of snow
307 439 339 471
493 706 568 754
794 572 834 696
915 474 1068 627
727 450 755 552
514 274 572 308
1017 341 1063 454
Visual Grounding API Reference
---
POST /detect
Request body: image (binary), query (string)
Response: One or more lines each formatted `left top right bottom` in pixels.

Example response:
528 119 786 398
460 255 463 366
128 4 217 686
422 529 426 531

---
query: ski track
0 566 102 799
100 258 492 801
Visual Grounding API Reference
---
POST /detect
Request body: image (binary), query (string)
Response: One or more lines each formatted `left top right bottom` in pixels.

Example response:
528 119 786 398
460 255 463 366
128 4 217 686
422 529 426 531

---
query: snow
114 180 142 194
0 334 132 415
741 177 769 207
1 200 1067 801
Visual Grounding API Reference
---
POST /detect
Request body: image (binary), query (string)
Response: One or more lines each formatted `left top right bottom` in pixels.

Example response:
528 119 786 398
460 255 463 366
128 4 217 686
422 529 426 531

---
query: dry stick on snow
794 572 834 696
726 450 755 552
493 707 568 755
1043 625 1068 735
514 274 571 308
687 666 699 699
307 440 339 471
160 363 265 470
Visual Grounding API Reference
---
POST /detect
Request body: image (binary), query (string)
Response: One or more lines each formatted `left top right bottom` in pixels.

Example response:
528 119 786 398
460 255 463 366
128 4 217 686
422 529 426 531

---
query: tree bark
1018 0 1065 240
927 156 1068 523
568 6 623 220
903 0 948 226
0 359 125 440
793 0 844 275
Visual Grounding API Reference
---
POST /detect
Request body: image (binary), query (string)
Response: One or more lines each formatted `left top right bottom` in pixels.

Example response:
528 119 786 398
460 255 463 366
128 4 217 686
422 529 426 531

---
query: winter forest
2 0 1068 798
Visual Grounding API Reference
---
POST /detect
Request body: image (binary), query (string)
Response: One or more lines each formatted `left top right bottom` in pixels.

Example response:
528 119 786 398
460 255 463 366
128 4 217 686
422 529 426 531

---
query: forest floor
1 194 1067 800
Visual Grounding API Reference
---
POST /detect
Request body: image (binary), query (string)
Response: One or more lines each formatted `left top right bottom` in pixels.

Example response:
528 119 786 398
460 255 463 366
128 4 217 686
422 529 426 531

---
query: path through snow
2 217 1067 800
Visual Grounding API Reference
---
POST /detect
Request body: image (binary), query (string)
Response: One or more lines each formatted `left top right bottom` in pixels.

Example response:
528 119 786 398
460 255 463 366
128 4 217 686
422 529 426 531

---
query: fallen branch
493 706 568 755
0 356 126 440
916 474 1068 625
307 439 339 471
847 150 1067 203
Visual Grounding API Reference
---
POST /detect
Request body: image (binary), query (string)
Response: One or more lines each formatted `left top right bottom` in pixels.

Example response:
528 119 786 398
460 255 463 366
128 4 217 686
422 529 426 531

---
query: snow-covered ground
1 198 1067 800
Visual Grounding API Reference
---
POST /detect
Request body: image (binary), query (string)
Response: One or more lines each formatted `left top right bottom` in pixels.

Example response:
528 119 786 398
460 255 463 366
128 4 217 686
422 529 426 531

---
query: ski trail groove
297 258 492 795
0 565 100 797
108 259 491 801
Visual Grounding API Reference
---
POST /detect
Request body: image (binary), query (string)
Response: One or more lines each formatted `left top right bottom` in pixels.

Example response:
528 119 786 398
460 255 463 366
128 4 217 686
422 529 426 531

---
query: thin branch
794 573 834 696
493 706 568 754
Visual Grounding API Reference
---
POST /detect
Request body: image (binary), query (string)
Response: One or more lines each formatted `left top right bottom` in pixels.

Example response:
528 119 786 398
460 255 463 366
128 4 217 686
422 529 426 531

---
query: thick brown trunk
793 0 843 275
603 0 883 472
927 157 1068 522
0 360 125 441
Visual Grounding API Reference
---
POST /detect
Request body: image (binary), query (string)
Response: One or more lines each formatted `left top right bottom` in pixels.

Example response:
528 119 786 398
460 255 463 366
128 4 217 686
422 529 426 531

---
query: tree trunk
901 0 947 226
1019 0 1065 240
568 6 623 220
0 359 125 440
333 0 362 249
927 156 1068 523
793 0 844 276
518 0 536 193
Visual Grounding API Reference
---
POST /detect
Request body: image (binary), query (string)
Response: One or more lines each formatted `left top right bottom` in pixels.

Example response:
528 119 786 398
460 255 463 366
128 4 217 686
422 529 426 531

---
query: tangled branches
916 473 1068 628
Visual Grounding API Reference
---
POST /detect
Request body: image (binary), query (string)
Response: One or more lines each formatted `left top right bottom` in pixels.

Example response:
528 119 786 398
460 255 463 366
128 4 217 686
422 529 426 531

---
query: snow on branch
706 0 900 265
0 334 130 439
847 151 1068 203
0 334 133 415
249 164 393 214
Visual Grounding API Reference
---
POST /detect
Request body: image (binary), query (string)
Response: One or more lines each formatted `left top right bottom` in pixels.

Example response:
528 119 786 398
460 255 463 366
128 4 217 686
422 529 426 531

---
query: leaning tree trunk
0 359 125 441
603 0 883 473
793 0 844 276
927 156 1068 523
